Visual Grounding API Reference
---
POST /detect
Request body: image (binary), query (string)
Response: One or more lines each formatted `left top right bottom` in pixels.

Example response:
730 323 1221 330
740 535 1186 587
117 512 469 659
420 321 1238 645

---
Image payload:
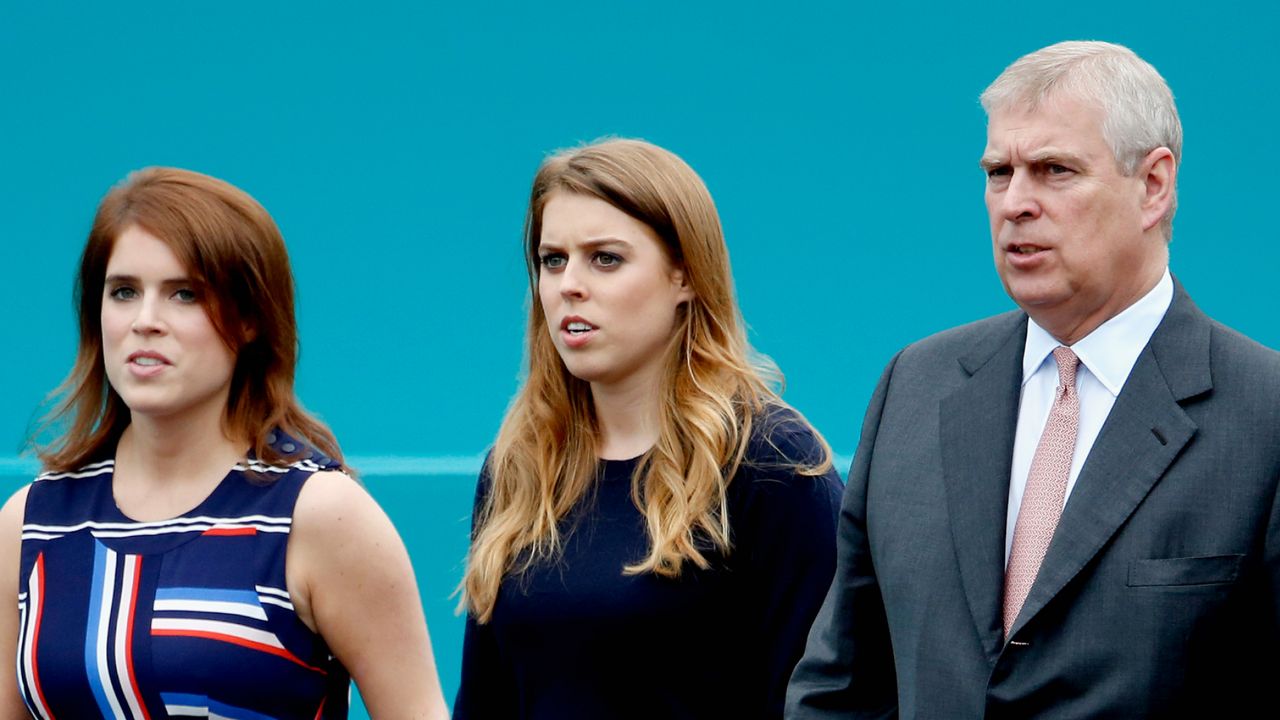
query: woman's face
101 225 237 425
537 192 694 393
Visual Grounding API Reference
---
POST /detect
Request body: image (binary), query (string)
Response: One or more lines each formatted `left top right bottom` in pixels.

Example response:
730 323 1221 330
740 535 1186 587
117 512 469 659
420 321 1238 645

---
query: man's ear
1138 146 1176 233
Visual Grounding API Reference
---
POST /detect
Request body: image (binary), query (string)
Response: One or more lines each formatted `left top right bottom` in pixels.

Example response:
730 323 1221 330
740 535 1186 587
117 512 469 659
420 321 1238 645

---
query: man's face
982 94 1168 344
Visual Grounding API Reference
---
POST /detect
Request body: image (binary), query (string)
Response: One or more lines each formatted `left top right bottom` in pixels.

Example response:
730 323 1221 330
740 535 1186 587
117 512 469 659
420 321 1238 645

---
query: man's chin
1003 279 1070 313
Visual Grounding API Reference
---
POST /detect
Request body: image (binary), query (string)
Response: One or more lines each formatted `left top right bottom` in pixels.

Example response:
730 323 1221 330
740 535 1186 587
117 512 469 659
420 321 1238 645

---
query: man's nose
1000 172 1042 222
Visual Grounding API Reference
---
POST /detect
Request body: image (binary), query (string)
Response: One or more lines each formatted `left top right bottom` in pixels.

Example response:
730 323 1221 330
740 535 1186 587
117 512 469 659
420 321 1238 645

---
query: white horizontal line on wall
0 457 38 476
1 454 852 479
348 455 487 476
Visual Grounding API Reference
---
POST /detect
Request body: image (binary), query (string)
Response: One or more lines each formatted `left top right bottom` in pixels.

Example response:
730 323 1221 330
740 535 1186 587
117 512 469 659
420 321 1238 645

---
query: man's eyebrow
978 154 1007 171
1024 149 1085 165
978 149 1087 171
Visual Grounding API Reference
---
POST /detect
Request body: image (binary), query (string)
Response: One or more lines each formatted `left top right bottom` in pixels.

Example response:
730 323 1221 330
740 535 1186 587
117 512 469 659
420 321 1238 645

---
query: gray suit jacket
787 283 1280 718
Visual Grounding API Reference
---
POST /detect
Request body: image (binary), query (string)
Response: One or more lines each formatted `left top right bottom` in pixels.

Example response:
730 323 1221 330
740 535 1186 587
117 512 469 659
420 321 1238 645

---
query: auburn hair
462 139 830 621
35 167 344 473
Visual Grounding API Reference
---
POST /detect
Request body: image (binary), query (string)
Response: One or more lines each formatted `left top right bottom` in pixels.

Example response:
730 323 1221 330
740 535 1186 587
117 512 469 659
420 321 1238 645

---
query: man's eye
986 166 1012 179
1048 164 1073 175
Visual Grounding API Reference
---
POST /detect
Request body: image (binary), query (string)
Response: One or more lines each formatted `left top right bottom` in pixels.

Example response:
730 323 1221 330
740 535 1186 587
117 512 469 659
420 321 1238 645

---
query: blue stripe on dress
210 697 280 719
85 540 119 718
156 587 262 604
163 691 209 716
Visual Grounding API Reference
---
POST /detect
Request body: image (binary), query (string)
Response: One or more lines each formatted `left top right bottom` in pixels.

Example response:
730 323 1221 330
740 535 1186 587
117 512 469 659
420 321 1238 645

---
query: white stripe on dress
153 599 268 621
94 547 128 720
24 514 292 533
151 617 286 650
113 554 147 720
36 459 115 481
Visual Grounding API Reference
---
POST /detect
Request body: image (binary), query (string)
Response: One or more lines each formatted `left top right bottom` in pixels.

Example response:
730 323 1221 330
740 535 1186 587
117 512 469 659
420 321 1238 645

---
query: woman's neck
112 406 248 520
591 370 665 461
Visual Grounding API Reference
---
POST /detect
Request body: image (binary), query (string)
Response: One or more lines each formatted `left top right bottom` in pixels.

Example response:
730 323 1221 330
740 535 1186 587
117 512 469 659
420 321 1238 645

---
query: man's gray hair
981 41 1181 239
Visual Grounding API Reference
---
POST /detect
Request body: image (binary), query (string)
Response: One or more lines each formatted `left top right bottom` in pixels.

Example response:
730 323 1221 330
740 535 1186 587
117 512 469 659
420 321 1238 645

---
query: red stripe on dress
123 556 151 720
313 695 327 720
201 527 258 536
150 629 327 674
30 554 55 720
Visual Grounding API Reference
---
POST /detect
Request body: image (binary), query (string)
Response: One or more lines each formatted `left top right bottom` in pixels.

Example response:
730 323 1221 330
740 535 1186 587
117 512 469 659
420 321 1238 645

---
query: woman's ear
671 267 695 304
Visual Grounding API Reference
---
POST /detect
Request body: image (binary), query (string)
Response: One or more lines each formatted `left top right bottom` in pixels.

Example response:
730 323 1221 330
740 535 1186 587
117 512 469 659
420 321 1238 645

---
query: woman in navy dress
0 167 448 719
455 139 845 718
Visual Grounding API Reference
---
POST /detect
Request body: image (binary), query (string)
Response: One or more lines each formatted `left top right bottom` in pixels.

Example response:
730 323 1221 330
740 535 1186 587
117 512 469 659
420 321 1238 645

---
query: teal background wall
3 2 1277 715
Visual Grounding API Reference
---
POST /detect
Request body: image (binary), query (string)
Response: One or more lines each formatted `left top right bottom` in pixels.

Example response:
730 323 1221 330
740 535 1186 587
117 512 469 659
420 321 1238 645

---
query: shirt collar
1021 269 1174 395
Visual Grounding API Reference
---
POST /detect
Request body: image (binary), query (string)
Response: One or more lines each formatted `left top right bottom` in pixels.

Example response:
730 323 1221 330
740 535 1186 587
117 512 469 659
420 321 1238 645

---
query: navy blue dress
16 449 351 720
455 407 845 719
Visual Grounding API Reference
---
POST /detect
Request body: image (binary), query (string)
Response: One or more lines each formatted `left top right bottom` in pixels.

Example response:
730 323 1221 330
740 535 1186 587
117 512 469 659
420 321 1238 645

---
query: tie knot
1052 346 1079 387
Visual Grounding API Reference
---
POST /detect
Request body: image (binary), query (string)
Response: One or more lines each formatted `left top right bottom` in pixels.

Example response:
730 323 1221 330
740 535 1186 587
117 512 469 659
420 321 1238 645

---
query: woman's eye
540 254 567 270
594 252 622 268
108 286 138 301
173 288 198 303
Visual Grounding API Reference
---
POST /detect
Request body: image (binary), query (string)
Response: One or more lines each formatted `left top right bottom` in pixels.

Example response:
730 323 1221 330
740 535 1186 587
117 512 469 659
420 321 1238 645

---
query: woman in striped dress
0 168 448 719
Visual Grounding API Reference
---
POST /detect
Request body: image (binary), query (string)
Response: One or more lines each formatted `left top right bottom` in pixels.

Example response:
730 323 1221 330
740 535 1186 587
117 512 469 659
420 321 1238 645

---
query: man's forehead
982 97 1108 158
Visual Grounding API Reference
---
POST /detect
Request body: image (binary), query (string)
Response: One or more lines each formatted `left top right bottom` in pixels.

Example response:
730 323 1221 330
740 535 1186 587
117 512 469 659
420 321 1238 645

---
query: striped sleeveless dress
16 448 351 719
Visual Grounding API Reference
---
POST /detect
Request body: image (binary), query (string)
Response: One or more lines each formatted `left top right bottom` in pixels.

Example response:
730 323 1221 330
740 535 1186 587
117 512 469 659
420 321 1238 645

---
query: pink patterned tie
1003 346 1080 637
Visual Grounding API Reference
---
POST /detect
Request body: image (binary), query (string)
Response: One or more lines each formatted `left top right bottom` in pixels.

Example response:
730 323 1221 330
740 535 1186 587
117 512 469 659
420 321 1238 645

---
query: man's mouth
1010 244 1047 255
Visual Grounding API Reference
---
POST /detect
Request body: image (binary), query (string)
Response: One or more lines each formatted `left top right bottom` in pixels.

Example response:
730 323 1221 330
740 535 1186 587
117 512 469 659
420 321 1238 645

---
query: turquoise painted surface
4 3 1279 463
4 2 1278 717
361 473 474 711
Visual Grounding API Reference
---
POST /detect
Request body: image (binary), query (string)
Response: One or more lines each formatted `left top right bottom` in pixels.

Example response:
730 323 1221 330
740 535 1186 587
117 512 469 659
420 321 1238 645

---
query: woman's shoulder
249 428 344 473
292 469 366 522
0 484 31 536
742 403 830 470
240 445 354 524
23 458 116 512
729 403 843 503
727 404 843 549
232 430 347 495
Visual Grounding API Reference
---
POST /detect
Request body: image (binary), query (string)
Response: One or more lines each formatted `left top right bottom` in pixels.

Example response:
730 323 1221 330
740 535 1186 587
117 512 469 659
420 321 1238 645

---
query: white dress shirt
1004 269 1174 566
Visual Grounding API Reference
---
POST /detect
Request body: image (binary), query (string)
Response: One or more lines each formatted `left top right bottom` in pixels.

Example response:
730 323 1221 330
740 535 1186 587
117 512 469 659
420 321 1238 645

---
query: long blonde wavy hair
462 138 829 621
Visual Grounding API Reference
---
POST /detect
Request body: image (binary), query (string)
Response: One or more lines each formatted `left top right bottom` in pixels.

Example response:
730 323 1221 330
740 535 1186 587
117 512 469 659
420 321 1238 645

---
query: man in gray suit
786 40 1280 718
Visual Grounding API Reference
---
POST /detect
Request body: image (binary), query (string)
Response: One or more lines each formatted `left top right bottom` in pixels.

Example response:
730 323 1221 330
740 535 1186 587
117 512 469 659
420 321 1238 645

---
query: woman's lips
126 350 171 377
560 318 598 349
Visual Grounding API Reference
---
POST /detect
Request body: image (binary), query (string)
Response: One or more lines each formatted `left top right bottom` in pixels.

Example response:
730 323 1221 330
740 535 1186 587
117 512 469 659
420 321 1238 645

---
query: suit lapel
1008 282 1212 637
940 313 1027 660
